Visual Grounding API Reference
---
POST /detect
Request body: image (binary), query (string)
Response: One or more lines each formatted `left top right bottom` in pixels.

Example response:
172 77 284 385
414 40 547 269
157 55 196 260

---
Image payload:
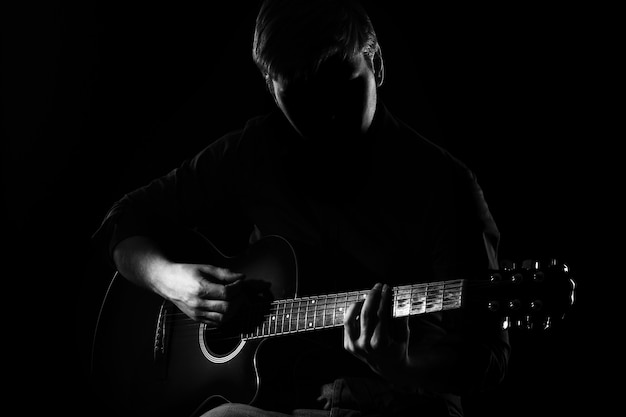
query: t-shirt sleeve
91 131 250 266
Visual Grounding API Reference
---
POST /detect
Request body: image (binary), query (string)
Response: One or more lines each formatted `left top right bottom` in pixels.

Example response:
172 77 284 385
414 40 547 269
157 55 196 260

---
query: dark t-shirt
93 104 509 416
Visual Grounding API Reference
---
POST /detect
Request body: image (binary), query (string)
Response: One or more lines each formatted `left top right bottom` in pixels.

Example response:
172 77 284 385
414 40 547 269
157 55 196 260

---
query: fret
298 298 306 331
270 303 277 335
302 299 308 330
443 279 463 310
285 301 291 333
288 300 294 332
261 315 267 336
326 295 336 327
279 300 286 334
266 311 272 336
310 298 317 330
344 292 354 322
394 285 412 317
310 299 316 329
270 304 278 335
410 284 426 315
392 288 398 317
276 301 284 334
286 301 292 330
326 296 334 327
293 299 300 331
425 282 444 313
299 298 307 331
335 292 346 325
313 297 323 328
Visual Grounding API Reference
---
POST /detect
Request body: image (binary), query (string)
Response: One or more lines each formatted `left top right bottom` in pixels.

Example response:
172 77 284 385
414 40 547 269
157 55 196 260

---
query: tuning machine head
481 257 576 332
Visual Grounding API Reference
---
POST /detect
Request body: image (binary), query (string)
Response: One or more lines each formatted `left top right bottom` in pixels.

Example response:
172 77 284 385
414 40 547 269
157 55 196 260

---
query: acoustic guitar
90 234 576 417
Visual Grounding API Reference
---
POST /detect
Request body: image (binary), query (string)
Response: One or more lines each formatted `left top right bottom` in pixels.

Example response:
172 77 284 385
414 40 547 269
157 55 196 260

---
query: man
93 0 510 416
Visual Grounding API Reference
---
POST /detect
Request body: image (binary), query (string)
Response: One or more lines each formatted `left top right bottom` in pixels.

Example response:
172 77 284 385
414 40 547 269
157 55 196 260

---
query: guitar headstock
468 259 576 330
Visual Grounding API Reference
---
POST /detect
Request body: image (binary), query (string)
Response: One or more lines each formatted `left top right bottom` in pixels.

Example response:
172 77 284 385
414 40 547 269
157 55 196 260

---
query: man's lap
201 403 330 417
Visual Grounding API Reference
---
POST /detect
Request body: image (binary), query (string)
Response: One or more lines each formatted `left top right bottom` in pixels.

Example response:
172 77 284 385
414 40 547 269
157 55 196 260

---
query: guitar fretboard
241 279 464 340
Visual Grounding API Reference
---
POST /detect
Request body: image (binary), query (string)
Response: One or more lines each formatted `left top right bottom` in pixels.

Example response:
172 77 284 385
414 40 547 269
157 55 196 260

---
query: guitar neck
242 279 465 340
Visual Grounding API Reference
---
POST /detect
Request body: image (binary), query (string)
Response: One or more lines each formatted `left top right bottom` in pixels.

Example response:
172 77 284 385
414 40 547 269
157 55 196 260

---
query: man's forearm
112 235 172 293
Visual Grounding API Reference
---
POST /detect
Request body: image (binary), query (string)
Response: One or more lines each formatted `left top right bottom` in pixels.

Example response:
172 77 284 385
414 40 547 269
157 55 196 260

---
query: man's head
252 0 384 142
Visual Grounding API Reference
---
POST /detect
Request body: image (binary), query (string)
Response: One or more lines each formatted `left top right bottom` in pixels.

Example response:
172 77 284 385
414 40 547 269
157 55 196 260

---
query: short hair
252 0 379 84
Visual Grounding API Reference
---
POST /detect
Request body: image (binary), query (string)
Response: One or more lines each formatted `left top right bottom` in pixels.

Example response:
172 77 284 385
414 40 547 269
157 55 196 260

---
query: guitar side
90 235 299 417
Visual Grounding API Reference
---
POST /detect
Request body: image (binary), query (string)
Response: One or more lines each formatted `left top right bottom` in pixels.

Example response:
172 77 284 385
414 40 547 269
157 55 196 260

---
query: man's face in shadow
270 53 379 145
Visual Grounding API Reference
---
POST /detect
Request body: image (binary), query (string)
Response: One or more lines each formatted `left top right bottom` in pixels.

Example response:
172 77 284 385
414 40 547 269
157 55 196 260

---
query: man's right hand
113 236 246 329
154 262 246 328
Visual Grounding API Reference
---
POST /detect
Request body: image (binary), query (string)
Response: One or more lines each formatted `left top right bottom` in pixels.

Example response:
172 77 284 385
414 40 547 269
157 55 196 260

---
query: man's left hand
343 283 411 380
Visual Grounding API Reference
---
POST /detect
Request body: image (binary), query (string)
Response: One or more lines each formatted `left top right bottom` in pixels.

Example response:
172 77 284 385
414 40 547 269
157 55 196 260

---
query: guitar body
91 235 305 417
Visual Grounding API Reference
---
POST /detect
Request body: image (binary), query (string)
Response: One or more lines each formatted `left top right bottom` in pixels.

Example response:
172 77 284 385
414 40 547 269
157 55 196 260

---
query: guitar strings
162 289 464 323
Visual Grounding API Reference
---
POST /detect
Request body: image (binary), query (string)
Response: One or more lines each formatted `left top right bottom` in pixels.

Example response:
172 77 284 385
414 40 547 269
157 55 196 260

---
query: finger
359 283 383 343
197 315 223 328
199 279 244 300
195 298 230 314
343 300 362 352
199 310 226 324
180 305 225 326
372 284 392 350
198 264 245 283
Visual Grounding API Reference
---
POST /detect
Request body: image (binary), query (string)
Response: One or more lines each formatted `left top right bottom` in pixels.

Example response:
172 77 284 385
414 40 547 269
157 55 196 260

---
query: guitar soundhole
202 329 242 356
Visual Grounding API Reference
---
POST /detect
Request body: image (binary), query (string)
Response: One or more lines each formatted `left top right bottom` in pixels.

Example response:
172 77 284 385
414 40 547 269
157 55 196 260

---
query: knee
200 403 256 417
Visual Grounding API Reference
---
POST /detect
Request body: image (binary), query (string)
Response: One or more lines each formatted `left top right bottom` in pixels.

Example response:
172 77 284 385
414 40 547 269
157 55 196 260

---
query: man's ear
264 73 279 106
373 48 385 88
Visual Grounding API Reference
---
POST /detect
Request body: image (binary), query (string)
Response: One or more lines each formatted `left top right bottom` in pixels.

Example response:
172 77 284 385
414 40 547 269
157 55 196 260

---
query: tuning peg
525 315 534 330
502 316 511 330
543 316 552 330
550 259 570 273
568 277 577 306
489 272 502 282
487 301 500 312
508 299 521 311
522 259 540 270
500 260 516 271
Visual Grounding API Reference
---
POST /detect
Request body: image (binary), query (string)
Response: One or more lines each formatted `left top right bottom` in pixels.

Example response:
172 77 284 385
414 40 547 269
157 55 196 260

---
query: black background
4 1 616 415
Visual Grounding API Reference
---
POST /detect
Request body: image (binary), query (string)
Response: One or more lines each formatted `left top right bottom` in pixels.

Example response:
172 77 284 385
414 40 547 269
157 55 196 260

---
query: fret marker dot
311 300 315 304
272 316 276 321
309 322 313 327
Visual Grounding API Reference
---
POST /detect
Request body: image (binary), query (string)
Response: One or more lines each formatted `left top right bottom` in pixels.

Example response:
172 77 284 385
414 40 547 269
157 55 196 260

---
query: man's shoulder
381 106 474 182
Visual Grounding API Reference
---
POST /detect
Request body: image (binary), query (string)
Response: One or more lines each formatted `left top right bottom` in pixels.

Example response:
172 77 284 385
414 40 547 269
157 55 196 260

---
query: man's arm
113 235 246 327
